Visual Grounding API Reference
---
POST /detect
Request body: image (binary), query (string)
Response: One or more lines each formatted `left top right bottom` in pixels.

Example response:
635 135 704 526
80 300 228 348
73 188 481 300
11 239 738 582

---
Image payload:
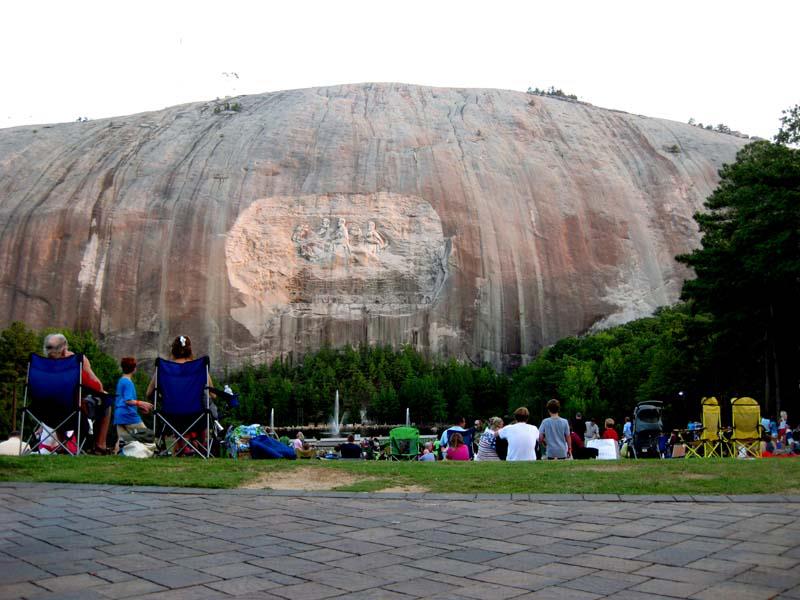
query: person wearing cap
114 357 153 451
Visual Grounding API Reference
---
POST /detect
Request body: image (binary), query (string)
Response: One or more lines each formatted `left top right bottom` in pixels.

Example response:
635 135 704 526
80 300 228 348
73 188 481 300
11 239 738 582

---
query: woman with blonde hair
475 417 503 461
601 418 619 442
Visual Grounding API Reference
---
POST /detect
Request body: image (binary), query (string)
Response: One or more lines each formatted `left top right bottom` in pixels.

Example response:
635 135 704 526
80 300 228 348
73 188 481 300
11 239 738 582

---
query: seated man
498 407 539 461
439 416 469 449
418 441 436 461
539 399 571 460
43 333 111 454
440 417 476 458
339 434 362 459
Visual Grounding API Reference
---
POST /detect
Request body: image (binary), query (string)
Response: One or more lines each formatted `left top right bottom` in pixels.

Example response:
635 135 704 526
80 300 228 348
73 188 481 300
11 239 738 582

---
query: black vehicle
630 401 664 458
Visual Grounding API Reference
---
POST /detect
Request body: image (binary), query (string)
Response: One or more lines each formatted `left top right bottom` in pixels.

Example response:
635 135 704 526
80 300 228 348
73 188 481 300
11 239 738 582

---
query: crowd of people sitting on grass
290 401 627 461
4 331 799 460
286 400 800 462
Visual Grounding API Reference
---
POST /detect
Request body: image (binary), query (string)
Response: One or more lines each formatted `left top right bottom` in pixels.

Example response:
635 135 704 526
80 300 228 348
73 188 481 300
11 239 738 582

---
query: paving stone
302 567 390 592
461 539 530 554
470 568 563 590
36 573 106 592
690 581 784 600
370 563 438 583
92 568 137 584
387 543 439 559
515 586 602 600
172 550 258 569
450 581 530 599
205 575 281 595
93 578 168 598
250 556 329 576
486 551 557 571
291 548 356 563
269 581 344 599
96 553 167 572
632 564 728 585
384 577 454 597
326 551 399 571
441 548 505 563
529 563 595 581
318 539 393 555
260 572 307 586
409 556 492 577
22 589 106 600
563 573 644 595
614 592 685 600
733 566 800 589
589 544 651 559
684 557 755 575
135 565 220 588
562 554 652 573
39 558 106 577
0 582 47 600
136 584 227 600
711 549 799 569
628 578 710 598
638 543 715 566
338 589 408 600
203 561 271 579
0 560 51 584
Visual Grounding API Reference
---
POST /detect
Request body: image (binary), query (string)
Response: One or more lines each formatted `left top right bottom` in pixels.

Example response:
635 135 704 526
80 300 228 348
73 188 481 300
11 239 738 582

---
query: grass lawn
1 455 799 495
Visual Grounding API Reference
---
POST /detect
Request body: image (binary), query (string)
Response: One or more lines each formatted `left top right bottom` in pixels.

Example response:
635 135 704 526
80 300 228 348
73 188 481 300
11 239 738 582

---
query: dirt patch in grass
570 464 635 472
241 467 371 491
378 484 430 493
680 473 717 480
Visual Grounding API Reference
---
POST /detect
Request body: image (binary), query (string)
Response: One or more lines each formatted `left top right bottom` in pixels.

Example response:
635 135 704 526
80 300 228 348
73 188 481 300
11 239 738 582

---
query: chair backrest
731 397 761 439
27 353 82 416
155 357 209 415
389 426 420 456
701 397 721 441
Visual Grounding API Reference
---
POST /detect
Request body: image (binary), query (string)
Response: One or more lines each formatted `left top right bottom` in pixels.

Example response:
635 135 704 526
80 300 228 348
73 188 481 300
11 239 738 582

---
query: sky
1 0 797 139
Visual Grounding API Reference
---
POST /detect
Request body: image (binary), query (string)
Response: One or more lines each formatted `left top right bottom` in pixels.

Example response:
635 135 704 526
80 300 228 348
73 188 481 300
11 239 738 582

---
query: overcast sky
2 0 797 139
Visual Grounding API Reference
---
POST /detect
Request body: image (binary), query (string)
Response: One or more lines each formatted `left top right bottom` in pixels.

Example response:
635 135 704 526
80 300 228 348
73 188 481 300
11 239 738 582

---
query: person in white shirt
0 431 30 456
498 407 539 461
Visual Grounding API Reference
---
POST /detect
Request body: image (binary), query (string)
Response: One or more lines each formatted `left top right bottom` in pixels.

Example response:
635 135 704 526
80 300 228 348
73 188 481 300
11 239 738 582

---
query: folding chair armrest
82 386 114 403
207 386 238 406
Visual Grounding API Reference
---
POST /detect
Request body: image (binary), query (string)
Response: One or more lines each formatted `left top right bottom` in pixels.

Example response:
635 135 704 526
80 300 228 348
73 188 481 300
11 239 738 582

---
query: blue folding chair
20 353 85 455
152 357 212 459
446 427 476 459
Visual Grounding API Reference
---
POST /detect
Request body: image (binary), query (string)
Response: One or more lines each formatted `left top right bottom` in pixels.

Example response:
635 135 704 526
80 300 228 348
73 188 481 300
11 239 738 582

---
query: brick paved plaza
1 483 799 599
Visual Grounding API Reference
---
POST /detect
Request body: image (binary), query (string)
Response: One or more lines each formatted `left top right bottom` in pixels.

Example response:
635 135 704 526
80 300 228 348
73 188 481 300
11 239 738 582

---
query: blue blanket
249 435 296 459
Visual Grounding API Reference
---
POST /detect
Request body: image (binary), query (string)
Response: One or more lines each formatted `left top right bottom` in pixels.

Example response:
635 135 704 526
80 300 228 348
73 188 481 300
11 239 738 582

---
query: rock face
0 83 748 370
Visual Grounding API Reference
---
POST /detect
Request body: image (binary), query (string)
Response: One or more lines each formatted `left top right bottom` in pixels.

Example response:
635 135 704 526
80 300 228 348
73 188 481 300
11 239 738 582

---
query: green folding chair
389 426 420 460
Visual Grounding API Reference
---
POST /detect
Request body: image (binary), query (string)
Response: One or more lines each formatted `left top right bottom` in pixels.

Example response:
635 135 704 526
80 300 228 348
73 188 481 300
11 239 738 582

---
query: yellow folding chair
700 397 722 457
683 425 704 458
729 397 763 458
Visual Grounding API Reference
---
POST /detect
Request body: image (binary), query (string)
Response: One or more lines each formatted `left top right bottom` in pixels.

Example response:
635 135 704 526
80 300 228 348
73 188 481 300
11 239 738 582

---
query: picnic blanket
225 424 268 458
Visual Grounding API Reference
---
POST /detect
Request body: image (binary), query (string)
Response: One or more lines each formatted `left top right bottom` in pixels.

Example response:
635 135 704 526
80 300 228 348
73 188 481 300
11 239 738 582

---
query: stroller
630 401 664 458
